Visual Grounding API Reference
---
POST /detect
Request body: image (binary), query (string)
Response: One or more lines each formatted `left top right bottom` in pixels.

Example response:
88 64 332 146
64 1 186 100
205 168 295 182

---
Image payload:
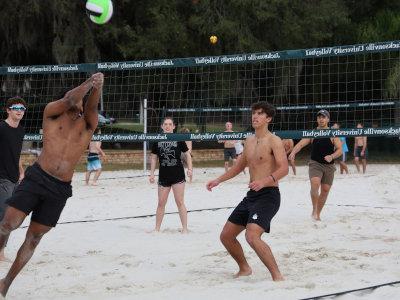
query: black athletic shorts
158 177 186 188
228 187 280 233
355 146 368 159
224 148 237 161
6 163 72 227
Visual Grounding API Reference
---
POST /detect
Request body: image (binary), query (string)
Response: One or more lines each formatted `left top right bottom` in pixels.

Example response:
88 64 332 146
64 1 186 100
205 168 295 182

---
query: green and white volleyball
86 0 113 25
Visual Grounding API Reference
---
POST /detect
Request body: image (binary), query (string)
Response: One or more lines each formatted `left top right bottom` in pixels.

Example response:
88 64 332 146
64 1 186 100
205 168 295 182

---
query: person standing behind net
85 128 106 186
0 72 104 297
353 122 368 173
179 127 192 175
0 97 26 261
332 123 349 174
219 122 237 172
289 110 342 221
282 139 296 175
149 117 193 233
207 102 288 281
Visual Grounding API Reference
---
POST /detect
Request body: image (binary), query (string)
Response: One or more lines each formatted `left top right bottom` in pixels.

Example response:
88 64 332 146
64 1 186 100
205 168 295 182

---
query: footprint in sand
87 250 102 255
202 251 228 258
36 260 53 265
118 253 134 259
338 255 357 261
282 251 295 258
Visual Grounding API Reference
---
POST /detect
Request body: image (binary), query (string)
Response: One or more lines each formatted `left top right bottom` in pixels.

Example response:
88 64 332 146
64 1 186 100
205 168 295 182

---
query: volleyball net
1 40 400 142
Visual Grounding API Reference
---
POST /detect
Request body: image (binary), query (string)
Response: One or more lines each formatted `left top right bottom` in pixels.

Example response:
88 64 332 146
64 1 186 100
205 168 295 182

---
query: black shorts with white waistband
228 187 280 233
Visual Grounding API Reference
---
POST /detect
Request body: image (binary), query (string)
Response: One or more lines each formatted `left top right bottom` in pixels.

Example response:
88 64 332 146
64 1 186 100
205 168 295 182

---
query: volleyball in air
210 35 218 44
86 0 113 25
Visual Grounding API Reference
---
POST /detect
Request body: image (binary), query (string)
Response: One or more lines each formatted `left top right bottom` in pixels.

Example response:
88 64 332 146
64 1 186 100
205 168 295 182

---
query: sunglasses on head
9 105 26 112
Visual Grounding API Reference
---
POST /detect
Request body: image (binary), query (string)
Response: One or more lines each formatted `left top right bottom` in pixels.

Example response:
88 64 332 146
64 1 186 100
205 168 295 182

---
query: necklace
256 136 266 144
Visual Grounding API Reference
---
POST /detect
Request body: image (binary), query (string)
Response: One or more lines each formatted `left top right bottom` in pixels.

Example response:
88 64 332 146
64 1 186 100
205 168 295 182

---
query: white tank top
234 141 244 154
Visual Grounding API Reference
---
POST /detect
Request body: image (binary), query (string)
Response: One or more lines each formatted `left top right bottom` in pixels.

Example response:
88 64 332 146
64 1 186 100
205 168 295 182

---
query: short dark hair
5 97 27 110
162 116 175 124
251 101 276 119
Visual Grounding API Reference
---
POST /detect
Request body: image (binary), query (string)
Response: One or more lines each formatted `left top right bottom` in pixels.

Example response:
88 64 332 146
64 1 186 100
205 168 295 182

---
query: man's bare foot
311 213 321 221
181 228 189 234
0 278 8 297
234 267 252 278
90 182 98 186
272 274 285 281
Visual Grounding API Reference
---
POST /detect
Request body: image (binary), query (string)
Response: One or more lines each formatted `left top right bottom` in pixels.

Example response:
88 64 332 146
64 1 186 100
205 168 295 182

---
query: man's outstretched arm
44 76 95 118
84 73 104 130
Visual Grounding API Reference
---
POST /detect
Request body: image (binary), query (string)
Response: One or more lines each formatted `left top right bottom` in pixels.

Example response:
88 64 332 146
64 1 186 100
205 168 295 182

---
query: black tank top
311 138 334 164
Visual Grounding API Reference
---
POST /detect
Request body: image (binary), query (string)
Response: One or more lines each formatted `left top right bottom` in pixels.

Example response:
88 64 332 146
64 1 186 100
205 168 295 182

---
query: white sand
1 164 399 299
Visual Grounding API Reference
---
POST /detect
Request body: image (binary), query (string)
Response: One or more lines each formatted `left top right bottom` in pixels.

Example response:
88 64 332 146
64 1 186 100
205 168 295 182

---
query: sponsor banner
2 64 89 75
97 60 174 71
304 41 400 59
24 127 400 142
166 101 397 113
279 127 400 139
3 41 400 74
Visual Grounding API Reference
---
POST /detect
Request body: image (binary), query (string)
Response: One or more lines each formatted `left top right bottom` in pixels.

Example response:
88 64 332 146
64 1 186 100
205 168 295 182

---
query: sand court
1 165 399 299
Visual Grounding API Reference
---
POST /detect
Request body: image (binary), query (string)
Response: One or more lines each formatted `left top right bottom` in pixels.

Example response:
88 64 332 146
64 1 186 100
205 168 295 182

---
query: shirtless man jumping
0 72 104 297
207 102 288 281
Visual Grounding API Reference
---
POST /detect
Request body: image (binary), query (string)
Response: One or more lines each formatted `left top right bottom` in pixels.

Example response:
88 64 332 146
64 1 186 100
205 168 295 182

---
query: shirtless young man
354 122 367 174
0 72 104 297
219 122 237 172
282 139 296 175
207 102 288 281
289 110 342 221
